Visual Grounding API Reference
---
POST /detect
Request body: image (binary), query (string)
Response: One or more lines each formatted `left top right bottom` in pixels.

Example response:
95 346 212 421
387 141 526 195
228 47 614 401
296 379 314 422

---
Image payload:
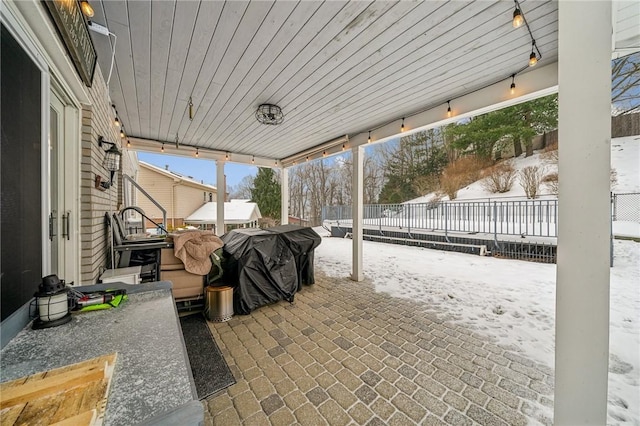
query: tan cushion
160 263 184 272
161 248 183 266
161 269 204 301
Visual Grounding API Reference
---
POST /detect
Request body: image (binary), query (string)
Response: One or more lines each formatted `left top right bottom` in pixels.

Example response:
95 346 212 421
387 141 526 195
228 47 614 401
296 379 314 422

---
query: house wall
137 165 215 230
79 67 124 283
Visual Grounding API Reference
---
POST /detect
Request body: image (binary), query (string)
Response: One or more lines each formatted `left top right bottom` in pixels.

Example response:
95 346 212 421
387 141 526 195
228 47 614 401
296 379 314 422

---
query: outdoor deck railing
323 192 639 239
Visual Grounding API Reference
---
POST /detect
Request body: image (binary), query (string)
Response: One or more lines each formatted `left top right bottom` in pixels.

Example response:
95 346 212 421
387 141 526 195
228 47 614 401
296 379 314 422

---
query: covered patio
2 0 639 424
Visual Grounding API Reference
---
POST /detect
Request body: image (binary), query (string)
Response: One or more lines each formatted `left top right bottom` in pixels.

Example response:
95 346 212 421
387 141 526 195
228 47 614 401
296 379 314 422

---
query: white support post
555 2 612 424
351 145 364 281
281 167 289 225
216 160 226 236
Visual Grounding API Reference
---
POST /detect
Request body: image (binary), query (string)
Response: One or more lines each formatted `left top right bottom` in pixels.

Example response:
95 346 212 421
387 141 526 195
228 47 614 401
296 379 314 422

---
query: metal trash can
205 286 234 322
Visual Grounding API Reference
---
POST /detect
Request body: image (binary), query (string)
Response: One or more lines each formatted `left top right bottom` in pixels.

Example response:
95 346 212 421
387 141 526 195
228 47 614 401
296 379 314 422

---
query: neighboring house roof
139 161 217 192
185 202 262 225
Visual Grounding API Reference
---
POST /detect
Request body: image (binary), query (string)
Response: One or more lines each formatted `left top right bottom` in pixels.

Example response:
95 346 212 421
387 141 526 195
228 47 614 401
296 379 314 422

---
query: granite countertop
0 282 198 426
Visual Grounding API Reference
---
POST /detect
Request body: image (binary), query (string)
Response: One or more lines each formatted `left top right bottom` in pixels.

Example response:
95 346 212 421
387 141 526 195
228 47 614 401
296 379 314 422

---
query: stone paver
203 271 555 425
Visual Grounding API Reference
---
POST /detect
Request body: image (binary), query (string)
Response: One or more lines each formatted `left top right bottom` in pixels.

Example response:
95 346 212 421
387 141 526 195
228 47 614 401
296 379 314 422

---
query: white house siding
79 67 124 283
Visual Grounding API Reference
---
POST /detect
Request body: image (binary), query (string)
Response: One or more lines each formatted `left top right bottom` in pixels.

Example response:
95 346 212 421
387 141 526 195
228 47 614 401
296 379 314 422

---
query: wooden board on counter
0 353 117 426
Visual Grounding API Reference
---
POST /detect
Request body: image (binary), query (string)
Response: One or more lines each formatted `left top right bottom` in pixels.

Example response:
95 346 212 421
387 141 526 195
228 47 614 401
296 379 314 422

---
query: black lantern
32 275 71 329
96 136 122 189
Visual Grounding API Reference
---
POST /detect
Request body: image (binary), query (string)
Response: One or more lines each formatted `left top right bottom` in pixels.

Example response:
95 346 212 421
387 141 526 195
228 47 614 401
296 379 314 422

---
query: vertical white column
351 145 364 281
281 166 289 225
216 160 226 236
555 2 612 424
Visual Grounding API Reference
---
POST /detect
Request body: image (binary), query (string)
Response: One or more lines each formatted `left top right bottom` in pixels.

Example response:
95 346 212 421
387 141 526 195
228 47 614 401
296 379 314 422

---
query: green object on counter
79 294 128 311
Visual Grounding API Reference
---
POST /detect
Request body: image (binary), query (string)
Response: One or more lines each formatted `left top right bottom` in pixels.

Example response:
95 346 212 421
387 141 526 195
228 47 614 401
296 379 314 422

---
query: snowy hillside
408 135 639 203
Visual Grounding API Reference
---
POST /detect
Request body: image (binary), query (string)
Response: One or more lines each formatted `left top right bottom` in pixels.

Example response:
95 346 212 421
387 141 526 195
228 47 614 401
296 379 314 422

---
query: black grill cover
221 226 321 315
267 225 322 290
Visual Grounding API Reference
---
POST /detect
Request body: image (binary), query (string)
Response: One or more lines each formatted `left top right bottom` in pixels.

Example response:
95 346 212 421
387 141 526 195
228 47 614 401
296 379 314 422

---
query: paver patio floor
203 271 555 425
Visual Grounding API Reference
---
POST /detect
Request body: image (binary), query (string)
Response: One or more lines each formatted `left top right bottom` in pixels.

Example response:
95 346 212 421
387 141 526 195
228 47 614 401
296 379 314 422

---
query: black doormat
179 313 236 400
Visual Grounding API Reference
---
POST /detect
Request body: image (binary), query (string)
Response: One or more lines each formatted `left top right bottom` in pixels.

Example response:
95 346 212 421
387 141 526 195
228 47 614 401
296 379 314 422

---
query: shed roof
185 202 262 225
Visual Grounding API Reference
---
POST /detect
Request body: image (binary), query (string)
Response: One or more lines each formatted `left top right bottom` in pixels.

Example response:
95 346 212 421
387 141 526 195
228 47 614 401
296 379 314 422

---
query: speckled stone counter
0 282 201 426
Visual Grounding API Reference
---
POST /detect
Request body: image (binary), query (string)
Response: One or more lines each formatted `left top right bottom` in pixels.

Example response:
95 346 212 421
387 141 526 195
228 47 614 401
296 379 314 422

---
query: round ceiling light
255 104 284 125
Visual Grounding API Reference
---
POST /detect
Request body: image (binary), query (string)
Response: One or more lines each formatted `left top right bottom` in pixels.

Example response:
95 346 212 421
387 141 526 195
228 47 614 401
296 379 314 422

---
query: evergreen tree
251 168 281 220
446 94 557 159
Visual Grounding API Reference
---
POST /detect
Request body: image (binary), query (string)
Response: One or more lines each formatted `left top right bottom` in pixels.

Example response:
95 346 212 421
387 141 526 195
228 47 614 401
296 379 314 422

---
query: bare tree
612 52 640 114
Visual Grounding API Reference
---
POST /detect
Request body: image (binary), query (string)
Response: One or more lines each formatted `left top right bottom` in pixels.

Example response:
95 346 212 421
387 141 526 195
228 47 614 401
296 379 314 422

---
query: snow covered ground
314 136 640 424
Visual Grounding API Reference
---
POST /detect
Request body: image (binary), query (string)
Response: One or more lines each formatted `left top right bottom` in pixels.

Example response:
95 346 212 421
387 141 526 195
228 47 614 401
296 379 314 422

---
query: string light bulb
127 139 131 148
447 101 452 117
529 41 538 67
114 116 120 128
175 134 179 149
306 156 309 162
342 143 345 151
80 1 94 18
512 7 523 28
510 74 516 95
161 143 164 153
195 148 199 158
120 128 125 138
251 155 255 164
401 118 405 132
367 131 371 144
188 96 194 120
323 151 327 157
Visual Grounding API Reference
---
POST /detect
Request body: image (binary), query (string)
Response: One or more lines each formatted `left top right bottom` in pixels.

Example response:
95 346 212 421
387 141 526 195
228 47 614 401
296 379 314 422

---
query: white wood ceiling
89 0 561 161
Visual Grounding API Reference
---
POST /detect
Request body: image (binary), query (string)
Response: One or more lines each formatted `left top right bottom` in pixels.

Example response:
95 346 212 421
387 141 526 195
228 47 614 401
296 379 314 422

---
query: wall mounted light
510 74 516 94
80 1 94 18
95 136 121 190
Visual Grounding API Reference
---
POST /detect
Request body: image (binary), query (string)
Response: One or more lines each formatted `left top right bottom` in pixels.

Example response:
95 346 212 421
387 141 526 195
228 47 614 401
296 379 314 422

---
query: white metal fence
323 193 639 239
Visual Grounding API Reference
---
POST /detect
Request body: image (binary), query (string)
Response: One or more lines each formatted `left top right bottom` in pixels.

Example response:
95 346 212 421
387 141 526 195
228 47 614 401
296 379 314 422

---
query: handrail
122 174 167 230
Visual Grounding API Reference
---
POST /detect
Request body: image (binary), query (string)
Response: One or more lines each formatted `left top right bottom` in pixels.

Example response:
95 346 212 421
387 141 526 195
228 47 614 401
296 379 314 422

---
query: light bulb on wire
367 131 371 144
510 74 516 95
512 7 523 28
447 101 452 118
401 118 405 133
195 148 199 158
161 143 164 153
529 41 538 67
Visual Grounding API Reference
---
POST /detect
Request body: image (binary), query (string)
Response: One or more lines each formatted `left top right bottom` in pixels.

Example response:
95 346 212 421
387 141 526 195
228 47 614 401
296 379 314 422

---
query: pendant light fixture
529 42 538 67
510 74 516 94
447 101 452 117
512 6 523 28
